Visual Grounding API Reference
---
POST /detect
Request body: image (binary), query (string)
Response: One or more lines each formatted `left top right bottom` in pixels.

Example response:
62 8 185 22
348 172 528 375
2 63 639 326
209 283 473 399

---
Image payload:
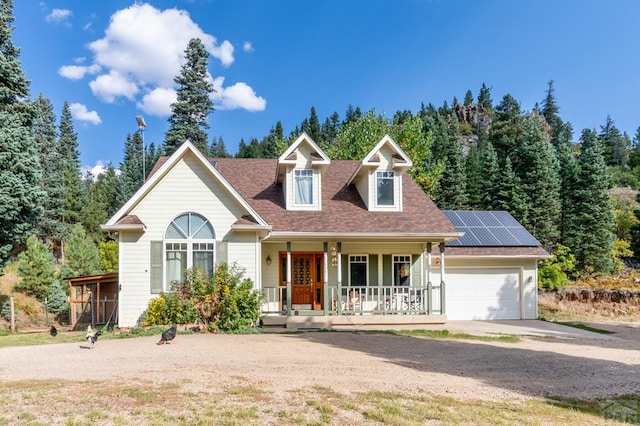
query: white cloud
58 63 101 80
137 87 176 116
69 103 102 125
45 8 72 24
211 77 266 112
59 3 265 117
89 71 139 103
243 41 254 53
81 161 120 181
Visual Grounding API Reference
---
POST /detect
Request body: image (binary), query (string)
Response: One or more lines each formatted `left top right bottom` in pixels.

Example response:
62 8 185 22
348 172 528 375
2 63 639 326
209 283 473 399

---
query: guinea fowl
157 323 177 345
49 325 57 337
85 325 102 348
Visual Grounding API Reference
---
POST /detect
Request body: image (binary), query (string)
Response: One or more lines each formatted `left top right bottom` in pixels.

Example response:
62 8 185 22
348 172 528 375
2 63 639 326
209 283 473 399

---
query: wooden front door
287 253 324 310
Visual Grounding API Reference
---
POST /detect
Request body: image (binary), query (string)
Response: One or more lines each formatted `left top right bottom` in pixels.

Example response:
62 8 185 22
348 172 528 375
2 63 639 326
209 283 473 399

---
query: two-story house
102 133 547 328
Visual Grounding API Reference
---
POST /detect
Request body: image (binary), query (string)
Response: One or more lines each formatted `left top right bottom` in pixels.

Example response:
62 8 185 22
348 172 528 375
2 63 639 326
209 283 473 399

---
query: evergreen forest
1 0 640 304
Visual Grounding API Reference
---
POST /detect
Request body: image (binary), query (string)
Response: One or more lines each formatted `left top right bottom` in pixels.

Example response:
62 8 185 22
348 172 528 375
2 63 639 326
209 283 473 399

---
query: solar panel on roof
489 228 521 245
478 212 502 227
446 211 465 227
507 227 541 246
457 211 484 226
493 211 521 227
443 210 541 247
472 227 501 245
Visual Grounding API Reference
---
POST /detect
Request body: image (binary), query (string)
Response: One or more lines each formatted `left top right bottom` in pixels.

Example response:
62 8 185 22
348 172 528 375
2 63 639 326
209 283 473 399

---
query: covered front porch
258 240 449 329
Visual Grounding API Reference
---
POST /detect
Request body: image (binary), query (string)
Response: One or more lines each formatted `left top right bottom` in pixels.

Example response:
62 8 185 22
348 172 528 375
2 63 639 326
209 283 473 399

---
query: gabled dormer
275 133 331 211
347 135 413 212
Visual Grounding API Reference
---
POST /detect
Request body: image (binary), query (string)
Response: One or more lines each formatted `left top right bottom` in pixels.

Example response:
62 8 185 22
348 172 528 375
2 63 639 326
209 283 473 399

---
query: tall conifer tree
59 101 82 228
518 115 561 248
431 115 467 210
164 38 214 155
566 129 616 273
116 132 144 209
0 0 43 269
33 94 64 245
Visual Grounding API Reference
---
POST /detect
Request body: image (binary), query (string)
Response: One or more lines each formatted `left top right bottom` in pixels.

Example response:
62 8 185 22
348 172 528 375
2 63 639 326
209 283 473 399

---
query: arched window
164 213 215 288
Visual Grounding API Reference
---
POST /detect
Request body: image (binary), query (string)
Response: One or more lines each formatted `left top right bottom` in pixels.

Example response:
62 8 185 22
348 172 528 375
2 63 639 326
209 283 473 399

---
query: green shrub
141 262 262 332
539 244 576 290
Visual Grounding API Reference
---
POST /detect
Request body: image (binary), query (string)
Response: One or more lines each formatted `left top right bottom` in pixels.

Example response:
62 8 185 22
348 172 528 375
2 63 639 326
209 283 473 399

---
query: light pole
135 116 146 183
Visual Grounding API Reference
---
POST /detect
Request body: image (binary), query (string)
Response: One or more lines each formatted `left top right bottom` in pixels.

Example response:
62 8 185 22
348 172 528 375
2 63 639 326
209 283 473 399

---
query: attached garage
445 268 521 320
441 211 550 321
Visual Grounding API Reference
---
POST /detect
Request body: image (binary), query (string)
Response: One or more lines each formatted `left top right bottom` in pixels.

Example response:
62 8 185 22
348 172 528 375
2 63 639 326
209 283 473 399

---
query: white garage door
445 268 521 320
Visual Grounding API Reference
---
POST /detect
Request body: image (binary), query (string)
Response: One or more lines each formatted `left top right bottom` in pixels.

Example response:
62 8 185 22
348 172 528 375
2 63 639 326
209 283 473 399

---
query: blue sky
14 1 640 175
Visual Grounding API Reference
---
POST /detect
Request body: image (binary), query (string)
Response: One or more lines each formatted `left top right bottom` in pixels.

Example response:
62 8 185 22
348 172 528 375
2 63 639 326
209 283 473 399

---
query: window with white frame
164 213 215 289
349 255 368 287
393 255 411 286
294 169 313 205
376 171 395 206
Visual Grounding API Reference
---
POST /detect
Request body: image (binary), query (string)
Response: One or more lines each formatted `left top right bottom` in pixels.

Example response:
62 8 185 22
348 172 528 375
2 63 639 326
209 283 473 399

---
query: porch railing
261 283 443 315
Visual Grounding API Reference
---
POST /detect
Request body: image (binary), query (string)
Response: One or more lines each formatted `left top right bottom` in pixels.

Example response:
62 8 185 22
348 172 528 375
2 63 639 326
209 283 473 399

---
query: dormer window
376 171 395 206
294 169 314 205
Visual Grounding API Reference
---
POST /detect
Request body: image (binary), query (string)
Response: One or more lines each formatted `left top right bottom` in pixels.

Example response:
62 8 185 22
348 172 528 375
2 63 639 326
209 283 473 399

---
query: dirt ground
1 321 639 403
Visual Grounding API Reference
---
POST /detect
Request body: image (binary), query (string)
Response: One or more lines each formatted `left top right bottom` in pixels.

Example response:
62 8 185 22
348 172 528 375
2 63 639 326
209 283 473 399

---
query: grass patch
548 394 640 424
550 321 615 335
392 328 521 343
0 380 629 425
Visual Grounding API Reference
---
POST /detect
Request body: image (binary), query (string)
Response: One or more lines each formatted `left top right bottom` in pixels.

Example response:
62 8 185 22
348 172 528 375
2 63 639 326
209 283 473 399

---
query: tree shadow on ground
285 330 640 402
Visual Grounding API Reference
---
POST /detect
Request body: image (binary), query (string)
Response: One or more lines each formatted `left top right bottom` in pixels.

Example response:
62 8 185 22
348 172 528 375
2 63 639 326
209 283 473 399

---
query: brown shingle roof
213 158 458 235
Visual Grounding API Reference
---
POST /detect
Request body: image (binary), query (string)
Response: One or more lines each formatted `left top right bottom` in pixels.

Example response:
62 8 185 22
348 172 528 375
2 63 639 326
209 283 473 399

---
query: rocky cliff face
453 102 492 133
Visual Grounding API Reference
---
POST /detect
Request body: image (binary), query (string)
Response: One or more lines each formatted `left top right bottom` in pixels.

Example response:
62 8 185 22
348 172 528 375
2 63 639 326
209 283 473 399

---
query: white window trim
163 213 216 290
348 254 369 287
293 168 314 206
393 254 411 286
376 170 395 207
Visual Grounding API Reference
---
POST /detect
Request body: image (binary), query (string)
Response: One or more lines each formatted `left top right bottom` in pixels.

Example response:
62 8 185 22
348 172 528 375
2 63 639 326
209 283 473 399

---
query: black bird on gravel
157 323 177 345
49 325 57 337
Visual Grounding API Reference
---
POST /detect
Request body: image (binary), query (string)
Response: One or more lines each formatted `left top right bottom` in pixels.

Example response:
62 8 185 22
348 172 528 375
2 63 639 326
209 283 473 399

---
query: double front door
281 253 324 310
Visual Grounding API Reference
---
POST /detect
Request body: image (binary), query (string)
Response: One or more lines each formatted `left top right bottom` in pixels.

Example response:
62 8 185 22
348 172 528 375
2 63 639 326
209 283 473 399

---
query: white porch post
286 242 292 315
439 242 446 314
426 242 433 314
323 242 329 314
336 242 343 315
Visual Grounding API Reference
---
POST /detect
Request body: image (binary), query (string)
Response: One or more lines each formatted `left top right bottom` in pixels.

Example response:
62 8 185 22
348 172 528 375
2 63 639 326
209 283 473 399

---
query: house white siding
116 152 259 327
284 144 322 211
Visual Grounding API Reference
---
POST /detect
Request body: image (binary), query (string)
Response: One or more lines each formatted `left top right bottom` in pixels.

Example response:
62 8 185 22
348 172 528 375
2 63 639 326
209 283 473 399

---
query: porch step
261 314 446 331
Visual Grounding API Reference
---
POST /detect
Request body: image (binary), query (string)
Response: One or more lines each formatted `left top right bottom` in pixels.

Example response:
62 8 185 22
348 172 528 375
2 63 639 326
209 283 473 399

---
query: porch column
336 242 343 315
323 242 329 315
426 243 433 314
439 243 446 314
286 242 292 316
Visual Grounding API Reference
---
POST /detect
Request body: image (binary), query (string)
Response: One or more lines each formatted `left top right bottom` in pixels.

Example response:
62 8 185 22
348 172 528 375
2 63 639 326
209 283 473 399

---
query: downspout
439 243 446 315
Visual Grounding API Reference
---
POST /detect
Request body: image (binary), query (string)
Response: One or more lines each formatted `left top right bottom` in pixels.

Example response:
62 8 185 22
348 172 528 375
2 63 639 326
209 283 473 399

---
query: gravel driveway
1 321 639 402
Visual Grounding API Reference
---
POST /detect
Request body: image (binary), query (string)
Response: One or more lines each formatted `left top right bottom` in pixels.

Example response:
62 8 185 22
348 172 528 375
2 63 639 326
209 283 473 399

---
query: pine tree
0 0 44 269
306 106 321 144
566 129 616 273
628 127 640 170
33 94 65 245
116 132 144 209
464 142 483 208
164 38 214 155
59 101 82 230
477 83 493 112
517 115 561 248
61 224 102 279
210 135 230 157
430 115 467 210
260 122 285 158
490 94 523 164
463 90 474 106
555 136 579 245
16 235 56 301
494 156 528 222
477 141 500 210
80 165 118 243
599 115 628 167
